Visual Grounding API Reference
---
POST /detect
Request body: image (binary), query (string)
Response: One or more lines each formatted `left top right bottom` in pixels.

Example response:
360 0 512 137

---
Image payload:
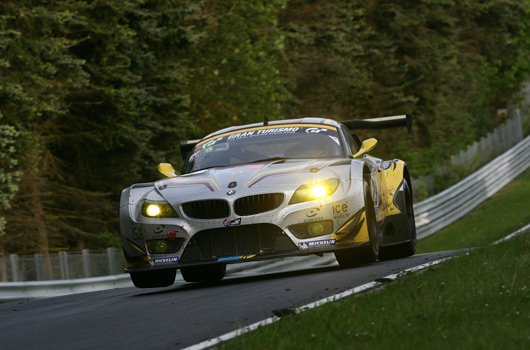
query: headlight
289 179 340 204
140 201 178 218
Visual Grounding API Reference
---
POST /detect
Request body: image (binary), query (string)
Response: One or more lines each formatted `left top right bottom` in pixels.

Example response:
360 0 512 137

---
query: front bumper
120 181 369 271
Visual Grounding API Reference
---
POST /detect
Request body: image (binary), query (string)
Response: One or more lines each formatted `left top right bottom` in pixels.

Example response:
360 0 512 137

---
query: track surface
0 251 457 350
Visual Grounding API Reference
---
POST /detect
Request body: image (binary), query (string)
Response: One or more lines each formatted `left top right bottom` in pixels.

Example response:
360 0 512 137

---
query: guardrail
1 135 529 302
0 274 133 301
411 111 527 199
414 135 530 239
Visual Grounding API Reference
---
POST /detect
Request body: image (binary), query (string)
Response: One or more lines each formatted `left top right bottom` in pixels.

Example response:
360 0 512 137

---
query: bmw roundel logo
227 190 236 195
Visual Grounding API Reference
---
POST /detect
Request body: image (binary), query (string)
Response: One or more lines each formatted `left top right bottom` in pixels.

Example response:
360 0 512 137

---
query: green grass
418 169 530 253
221 169 530 350
224 237 530 349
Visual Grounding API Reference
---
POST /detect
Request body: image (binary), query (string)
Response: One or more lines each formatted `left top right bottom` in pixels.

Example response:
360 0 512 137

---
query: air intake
234 193 284 216
181 199 229 219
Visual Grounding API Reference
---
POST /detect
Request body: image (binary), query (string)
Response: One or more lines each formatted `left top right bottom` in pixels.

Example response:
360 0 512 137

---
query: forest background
1 0 529 256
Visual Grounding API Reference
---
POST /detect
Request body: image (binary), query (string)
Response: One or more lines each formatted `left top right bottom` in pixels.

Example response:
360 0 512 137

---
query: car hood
154 159 351 203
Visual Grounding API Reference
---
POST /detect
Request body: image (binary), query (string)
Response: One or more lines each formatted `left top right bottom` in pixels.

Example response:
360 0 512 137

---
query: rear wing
179 139 200 160
341 114 412 134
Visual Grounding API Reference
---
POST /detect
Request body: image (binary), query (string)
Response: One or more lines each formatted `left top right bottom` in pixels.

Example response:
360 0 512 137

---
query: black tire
335 179 379 268
180 263 227 283
130 268 177 288
379 178 417 260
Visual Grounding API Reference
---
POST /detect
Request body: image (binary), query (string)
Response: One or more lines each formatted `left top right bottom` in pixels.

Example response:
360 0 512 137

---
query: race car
119 115 416 288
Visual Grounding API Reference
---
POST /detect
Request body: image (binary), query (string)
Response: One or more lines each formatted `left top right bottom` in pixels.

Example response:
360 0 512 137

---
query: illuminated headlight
289 179 340 204
141 201 178 218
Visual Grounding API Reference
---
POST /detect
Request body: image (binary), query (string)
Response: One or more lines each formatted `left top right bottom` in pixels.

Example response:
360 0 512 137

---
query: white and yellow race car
120 115 416 287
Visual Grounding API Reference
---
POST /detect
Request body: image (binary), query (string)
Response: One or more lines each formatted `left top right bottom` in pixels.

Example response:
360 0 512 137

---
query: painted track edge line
181 258 449 350
493 222 530 245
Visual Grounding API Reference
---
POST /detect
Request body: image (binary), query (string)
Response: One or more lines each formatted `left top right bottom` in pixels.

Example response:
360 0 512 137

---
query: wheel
379 178 417 260
180 263 227 283
130 268 177 288
335 178 379 267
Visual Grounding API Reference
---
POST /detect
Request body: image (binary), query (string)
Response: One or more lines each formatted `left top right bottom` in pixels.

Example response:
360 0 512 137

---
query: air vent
180 224 297 263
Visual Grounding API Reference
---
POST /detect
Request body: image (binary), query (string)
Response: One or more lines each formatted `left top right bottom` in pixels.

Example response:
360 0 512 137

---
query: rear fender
381 160 409 217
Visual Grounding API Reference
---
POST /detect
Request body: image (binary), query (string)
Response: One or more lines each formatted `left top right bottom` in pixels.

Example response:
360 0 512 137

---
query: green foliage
0 123 20 235
280 0 530 176
186 0 290 135
0 0 203 253
1 0 529 254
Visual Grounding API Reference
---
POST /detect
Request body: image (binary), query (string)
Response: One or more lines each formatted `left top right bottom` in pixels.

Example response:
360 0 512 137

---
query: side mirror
352 138 377 159
158 163 176 177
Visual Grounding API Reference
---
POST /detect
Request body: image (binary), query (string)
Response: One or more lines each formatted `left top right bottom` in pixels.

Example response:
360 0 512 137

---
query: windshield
182 125 344 173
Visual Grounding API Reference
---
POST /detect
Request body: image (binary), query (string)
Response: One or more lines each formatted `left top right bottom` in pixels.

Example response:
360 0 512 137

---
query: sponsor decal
131 226 145 240
255 127 299 135
227 127 300 141
223 218 241 227
304 216 323 223
305 127 328 134
306 207 321 218
217 254 256 262
329 135 340 145
203 137 223 148
298 239 336 249
154 225 166 234
228 181 237 188
149 256 180 265
332 203 349 220
228 131 256 140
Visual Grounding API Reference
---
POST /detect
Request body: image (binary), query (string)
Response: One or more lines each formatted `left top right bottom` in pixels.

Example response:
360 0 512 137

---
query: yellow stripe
197 124 337 146
173 178 221 191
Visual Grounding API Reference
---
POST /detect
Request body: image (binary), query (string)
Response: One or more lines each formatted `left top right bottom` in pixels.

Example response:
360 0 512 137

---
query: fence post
59 251 70 280
10 254 20 282
107 247 117 275
0 256 7 282
34 253 45 281
82 249 92 278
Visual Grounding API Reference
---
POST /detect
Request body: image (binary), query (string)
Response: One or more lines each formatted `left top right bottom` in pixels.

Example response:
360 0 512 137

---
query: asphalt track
0 251 458 350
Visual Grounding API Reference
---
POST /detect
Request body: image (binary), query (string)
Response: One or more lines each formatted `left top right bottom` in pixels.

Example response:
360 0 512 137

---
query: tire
130 268 177 288
180 263 227 283
335 179 379 268
379 178 417 260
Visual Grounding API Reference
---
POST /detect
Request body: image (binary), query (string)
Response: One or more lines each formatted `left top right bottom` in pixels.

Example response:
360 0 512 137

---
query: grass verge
417 169 530 253
224 236 530 349
221 169 530 349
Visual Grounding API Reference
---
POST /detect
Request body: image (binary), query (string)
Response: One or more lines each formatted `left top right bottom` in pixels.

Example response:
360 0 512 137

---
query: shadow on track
131 262 363 298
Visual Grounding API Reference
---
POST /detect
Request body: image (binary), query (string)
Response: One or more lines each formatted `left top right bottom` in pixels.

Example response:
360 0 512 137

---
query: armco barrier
414 135 530 239
1 136 529 302
0 274 133 301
